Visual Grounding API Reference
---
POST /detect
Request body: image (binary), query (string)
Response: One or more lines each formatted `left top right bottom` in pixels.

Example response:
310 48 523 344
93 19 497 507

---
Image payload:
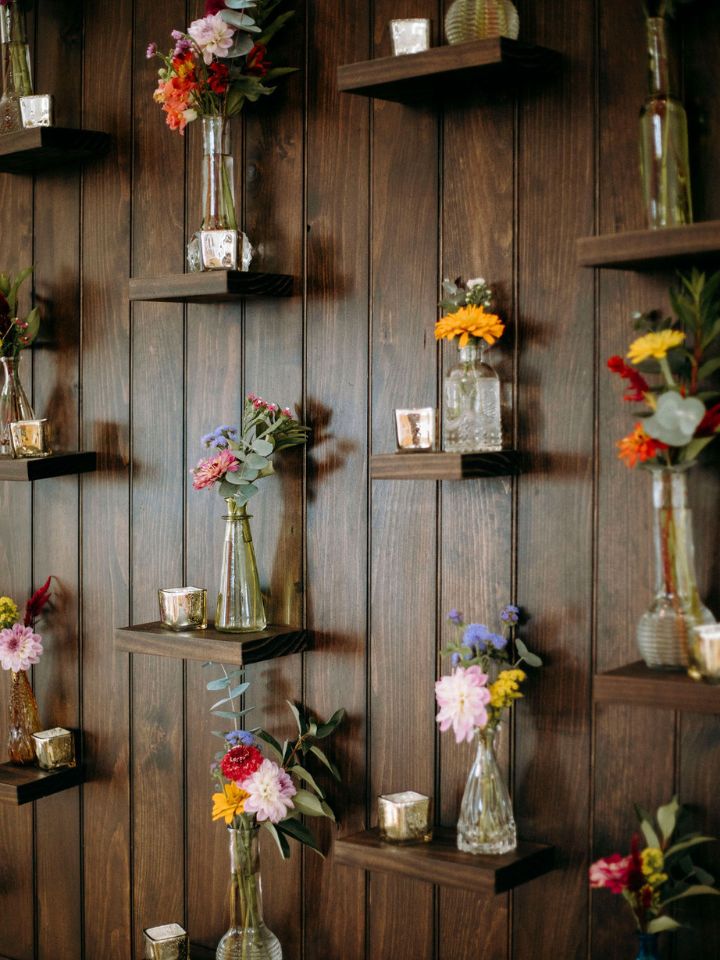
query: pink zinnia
435 665 490 744
192 448 239 490
0 623 43 672
242 759 297 823
589 854 631 894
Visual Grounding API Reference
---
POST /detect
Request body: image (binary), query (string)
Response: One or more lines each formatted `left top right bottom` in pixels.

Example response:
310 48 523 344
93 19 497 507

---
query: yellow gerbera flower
435 304 505 349
211 783 249 824
627 330 685 365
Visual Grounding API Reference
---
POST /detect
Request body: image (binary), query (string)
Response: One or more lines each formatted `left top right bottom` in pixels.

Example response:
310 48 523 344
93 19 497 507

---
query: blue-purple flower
489 632 507 651
463 623 492 651
225 729 255 747
448 609 464 626
500 604 520 625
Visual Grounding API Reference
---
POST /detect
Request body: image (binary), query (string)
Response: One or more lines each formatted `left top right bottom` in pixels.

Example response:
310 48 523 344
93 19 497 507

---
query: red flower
246 43 269 77
697 402 720 436
208 61 230 95
608 355 650 403
617 423 667 468
205 0 226 13
626 834 646 893
24 576 52 627
221 744 264 784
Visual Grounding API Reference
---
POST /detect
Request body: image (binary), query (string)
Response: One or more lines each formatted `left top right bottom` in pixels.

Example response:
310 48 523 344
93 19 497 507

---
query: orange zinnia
617 423 667 468
434 304 505 349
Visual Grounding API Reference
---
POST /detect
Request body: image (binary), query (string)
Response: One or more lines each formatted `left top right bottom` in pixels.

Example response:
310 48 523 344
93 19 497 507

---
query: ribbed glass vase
444 0 519 44
456 725 516 855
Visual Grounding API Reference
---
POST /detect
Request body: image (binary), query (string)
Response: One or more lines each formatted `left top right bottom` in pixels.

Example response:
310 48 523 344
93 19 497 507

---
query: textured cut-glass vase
0 355 34 456
639 17 692 228
635 933 660 960
8 669 41 765
637 466 714 672
443 340 502 452
216 826 282 960
457 726 516 855
444 0 519 44
215 501 267 633
0 0 32 134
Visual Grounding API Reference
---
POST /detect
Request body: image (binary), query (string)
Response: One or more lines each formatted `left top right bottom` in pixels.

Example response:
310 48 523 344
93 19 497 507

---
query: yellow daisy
627 330 685 365
211 783 249 825
435 305 505 349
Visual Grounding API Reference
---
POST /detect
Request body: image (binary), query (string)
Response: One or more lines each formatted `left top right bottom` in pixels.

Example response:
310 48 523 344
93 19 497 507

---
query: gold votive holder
378 791 432 844
143 924 189 960
10 419 52 458
389 18 431 55
395 408 436 452
691 625 720 684
31 728 76 771
159 587 207 631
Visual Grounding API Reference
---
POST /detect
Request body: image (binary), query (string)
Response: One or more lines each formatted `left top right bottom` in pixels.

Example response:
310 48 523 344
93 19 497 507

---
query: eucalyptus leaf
220 10 260 31
212 709 252 720
245 453 270 470
207 676 233 691
515 637 543 668
252 438 274 456
225 0 257 7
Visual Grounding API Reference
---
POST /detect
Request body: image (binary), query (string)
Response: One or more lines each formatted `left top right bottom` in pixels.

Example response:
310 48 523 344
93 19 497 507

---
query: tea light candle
692 625 720 684
31 728 76 771
158 587 207 631
143 924 189 960
20 93 54 128
378 791 432 843
395 408 436 452
10 419 52 458
389 18 431 55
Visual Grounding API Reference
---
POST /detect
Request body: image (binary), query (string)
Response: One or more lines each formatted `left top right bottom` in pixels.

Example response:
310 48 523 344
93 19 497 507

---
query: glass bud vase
639 17 692 228
444 0 519 44
215 501 267 634
637 466 714 672
8 669 41 765
443 340 502 452
456 725 516 855
0 355 34 456
0 0 32 135
216 825 282 960
635 933 660 960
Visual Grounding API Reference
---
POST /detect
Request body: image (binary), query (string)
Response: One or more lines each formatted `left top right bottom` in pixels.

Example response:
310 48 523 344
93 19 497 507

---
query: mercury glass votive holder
378 791 433 844
20 94 54 128
143 924 189 960
10 419 52 458
158 587 207 631
395 408 436 452
31 728 76 770
691 625 720 684
390 18 431 55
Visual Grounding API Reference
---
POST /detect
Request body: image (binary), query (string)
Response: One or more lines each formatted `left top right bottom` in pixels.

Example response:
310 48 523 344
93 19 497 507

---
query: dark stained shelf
594 661 720 714
335 827 556 894
577 221 720 270
337 37 560 103
0 762 84 805
129 272 293 303
0 452 97 481
115 622 310 667
0 127 111 173
371 450 522 480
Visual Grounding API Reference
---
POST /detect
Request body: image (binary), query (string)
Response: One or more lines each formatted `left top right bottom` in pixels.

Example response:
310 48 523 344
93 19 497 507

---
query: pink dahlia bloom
187 13 235 65
242 758 297 823
435 665 490 744
589 854 631 894
192 448 239 490
0 623 43 672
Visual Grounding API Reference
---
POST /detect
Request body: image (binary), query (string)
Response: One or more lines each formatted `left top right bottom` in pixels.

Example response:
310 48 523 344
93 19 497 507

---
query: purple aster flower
490 632 507 650
146 42 158 59
225 729 255 747
448 609 463 626
463 623 492 651
201 431 216 447
450 652 461 667
173 37 192 57
500 604 520 625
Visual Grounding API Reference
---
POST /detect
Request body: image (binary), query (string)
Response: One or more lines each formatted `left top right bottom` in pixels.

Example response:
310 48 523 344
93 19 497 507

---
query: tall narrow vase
444 0 519 44
456 726 516 855
639 17 692 228
7 669 41 765
0 355 34 456
0 0 32 135
215 501 267 634
443 340 502 452
637 466 714 672
635 933 660 960
216 825 282 960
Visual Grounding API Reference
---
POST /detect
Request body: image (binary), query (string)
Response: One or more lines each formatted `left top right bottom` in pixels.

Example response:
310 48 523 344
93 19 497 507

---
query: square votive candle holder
20 93 54 128
10 419 52 458
691 625 720 684
395 408 436 452
378 791 433 844
389 18 431 55
31 728 76 771
143 924 189 960
158 587 207 631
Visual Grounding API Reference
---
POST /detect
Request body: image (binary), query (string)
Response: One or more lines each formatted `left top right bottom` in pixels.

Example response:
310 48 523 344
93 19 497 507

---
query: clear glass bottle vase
8 668 41 765
456 725 516 855
216 825 282 960
444 0 519 43
0 0 32 135
215 501 267 634
637 465 714 672
0 354 34 456
443 340 502 452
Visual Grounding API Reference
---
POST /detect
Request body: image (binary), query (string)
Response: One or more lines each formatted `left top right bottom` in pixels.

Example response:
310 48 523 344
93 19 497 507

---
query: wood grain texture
115 623 310 666
0 126 111 173
594 662 720 714
128 272 294 302
0 452 96 481
577 220 720 270
371 450 522 479
0 763 84 805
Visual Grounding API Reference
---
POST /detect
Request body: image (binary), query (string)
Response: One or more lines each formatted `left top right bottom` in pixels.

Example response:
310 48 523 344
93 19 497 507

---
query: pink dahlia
0 623 43 672
435 665 490 744
242 758 297 823
589 854 631 894
187 13 235 65
192 448 239 490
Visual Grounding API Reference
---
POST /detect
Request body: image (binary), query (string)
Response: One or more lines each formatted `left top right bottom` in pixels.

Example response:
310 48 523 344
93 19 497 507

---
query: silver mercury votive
143 924 189 960
378 791 433 844
20 94 54 128
389 18 431 55
10 419 52 458
691 625 720 684
159 587 208 631
187 230 254 272
31 728 76 770
395 408 436 452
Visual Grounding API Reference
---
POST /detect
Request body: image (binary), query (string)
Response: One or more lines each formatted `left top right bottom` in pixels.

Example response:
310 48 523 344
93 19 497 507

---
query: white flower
242 758 297 823
182 108 198 125
187 13 235 65
435 666 490 744
466 277 486 289
0 623 43 672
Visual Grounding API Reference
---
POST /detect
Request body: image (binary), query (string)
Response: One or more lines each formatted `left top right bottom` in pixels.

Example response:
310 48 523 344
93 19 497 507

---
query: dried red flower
208 61 230 95
697 402 720 436
607 355 650 403
246 43 269 77
221 744 263 784
24 576 52 627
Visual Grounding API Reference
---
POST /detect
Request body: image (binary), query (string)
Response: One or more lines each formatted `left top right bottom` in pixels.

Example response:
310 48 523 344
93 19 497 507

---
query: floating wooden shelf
0 762 84 805
577 221 720 270
0 451 97 481
371 450 522 480
129 272 293 303
0 127 111 174
337 37 560 103
594 661 720 714
335 827 555 894
115 622 310 667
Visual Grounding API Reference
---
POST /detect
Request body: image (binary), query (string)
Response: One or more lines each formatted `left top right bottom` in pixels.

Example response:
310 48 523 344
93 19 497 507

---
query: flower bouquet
435 605 541 855
0 266 40 455
590 797 719 959
192 393 309 632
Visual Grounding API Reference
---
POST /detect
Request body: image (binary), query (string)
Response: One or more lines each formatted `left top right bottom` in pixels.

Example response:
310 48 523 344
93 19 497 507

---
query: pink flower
0 623 43 672
435 666 490 743
191 448 239 490
187 13 235 65
589 854 631 894
242 758 297 823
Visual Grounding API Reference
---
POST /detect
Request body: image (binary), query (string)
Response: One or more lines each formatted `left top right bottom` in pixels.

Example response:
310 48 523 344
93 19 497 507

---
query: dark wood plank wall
0 1 718 958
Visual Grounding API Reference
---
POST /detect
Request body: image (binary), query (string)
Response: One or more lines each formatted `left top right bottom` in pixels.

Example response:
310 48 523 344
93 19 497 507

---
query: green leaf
660 885 720 908
263 821 290 859
315 708 345 739
257 9 294 44
647 916 682 935
634 803 661 849
245 453 269 470
657 796 680 844
286 700 304 735
254 729 284 763
290 763 325 797
693 866 715 886
310 744 341 781
665 835 717 858
0 273 9 296
515 637 543 668
320 800 336 822
277 817 324 856
292 788 327 817
263 67 298 81
679 435 717 463
252 437 273 456
698 356 720 381
22 307 40 346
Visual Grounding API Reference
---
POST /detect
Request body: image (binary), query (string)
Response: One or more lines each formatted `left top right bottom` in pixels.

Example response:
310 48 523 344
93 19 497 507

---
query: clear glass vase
216 825 282 960
8 669 41 765
443 340 502 452
0 0 32 135
0 355 34 456
456 725 516 855
639 17 692 228
637 466 714 672
635 933 660 960
215 501 267 634
444 0 519 44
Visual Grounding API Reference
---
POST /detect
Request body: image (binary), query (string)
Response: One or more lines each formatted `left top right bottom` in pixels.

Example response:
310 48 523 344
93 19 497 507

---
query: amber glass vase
7 668 41 764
